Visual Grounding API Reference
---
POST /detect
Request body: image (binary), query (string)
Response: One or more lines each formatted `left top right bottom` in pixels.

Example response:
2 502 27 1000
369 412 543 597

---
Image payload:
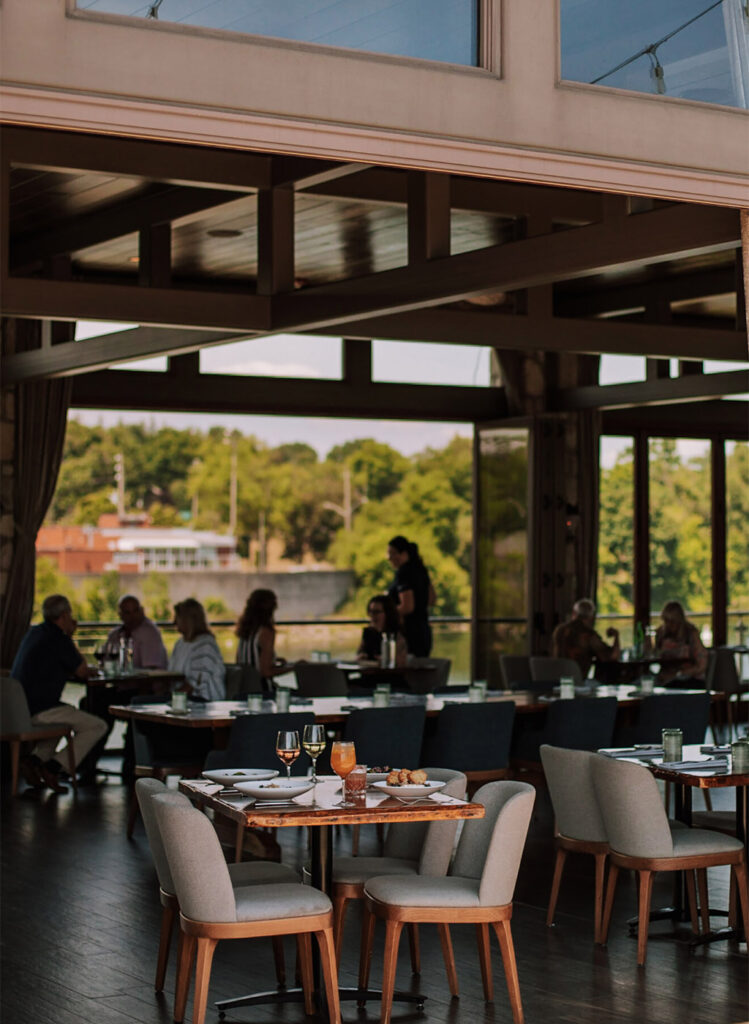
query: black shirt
11 620 82 716
388 558 432 656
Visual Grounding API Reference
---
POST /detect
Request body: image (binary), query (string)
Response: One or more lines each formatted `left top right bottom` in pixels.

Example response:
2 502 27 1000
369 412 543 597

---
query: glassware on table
303 724 327 784
662 727 683 762
346 764 368 800
330 740 357 806
275 688 290 713
373 685 391 708
171 690 188 713
731 738 749 773
246 693 263 713
559 677 575 700
276 730 301 779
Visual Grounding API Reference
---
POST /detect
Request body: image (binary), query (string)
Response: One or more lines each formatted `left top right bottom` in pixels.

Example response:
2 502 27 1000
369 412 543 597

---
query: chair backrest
135 777 194 895
222 711 316 775
705 648 740 696
544 697 617 751
403 659 451 695
225 663 263 698
421 702 516 772
539 745 608 843
630 692 711 745
0 678 32 734
294 663 348 698
499 655 531 690
343 706 426 768
152 791 237 922
384 768 467 875
591 755 674 859
452 780 535 906
530 657 583 686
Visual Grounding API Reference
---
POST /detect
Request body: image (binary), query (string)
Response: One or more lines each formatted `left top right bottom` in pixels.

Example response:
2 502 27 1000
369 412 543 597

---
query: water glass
662 728 683 762
373 686 391 708
275 688 290 713
346 764 368 799
731 739 749 774
468 684 483 703
171 690 187 713
559 677 575 700
640 674 654 694
246 693 263 713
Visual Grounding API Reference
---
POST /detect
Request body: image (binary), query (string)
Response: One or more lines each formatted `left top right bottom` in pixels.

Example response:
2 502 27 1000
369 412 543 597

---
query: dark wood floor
1 762 747 1024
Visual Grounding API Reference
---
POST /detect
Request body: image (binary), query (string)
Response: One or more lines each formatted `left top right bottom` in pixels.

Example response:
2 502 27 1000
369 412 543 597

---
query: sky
71 322 747 467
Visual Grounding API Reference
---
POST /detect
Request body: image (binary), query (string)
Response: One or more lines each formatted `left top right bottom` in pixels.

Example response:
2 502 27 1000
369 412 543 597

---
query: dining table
179 774 484 1020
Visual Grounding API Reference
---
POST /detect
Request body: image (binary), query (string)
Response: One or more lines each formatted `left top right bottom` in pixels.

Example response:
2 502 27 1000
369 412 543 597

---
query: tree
327 439 409 502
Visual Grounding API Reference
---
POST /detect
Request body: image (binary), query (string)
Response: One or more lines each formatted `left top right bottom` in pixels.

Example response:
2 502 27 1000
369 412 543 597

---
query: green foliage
204 595 232 617
80 570 121 621
33 557 77 619
327 438 409 502
142 573 172 620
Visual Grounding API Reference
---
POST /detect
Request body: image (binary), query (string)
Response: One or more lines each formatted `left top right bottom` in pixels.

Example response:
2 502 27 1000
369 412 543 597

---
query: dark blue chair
613 692 711 747
513 697 618 763
343 706 426 769
421 701 516 797
204 711 316 776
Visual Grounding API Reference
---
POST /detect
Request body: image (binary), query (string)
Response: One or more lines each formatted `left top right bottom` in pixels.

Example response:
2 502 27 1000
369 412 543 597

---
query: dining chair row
539 744 749 964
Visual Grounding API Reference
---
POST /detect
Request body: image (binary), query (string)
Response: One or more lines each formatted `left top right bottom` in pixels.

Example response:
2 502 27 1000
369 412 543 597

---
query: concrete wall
67 569 355 620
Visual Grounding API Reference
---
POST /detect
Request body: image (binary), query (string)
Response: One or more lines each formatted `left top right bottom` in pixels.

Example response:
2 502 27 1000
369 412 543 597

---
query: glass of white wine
303 724 327 785
275 730 300 779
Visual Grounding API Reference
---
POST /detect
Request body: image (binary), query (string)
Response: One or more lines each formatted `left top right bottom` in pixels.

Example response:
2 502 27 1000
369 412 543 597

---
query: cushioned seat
365 875 482 908
332 857 418 885
234 882 333 921
661 827 744 858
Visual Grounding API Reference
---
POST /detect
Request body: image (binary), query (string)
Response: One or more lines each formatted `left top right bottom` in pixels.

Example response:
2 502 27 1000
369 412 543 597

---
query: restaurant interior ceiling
1 125 747 437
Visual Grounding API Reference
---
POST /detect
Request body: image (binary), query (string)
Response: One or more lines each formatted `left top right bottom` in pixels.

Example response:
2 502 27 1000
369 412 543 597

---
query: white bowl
372 779 446 800
202 768 278 787
234 779 314 801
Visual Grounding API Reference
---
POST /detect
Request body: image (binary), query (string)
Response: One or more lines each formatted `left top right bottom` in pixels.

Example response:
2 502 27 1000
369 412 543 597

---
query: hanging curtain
1 319 72 665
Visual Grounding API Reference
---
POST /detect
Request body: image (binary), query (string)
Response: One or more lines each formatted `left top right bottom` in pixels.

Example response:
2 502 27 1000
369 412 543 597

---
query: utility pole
114 453 125 518
324 464 367 532
190 457 201 522
229 444 238 536
258 509 267 570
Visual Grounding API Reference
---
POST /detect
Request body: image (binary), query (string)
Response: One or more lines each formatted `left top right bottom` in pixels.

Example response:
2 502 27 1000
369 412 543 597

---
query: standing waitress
386 535 435 657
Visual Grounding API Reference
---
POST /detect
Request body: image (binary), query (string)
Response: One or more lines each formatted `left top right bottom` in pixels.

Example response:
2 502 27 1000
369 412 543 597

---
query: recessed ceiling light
207 228 242 238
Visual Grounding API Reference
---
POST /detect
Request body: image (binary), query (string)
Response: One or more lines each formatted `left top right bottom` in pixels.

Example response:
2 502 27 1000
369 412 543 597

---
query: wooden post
633 432 650 628
711 439 727 647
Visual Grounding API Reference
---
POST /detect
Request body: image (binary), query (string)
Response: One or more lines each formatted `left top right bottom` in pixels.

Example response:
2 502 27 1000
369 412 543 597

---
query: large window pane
561 0 749 110
80 1 480 66
648 437 712 632
598 436 634 643
726 440 749 644
200 334 342 379
373 340 492 387
475 427 529 684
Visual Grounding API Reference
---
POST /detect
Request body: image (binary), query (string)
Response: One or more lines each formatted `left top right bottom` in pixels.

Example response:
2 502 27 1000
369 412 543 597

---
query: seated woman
236 588 286 693
169 598 226 701
654 600 708 685
357 594 407 667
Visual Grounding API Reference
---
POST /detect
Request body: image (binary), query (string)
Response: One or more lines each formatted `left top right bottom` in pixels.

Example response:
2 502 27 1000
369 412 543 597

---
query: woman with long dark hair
386 535 435 657
357 593 407 666
236 588 285 687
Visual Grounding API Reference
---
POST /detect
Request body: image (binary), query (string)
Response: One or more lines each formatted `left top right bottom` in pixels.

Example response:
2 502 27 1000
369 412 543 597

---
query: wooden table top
179 776 485 829
647 743 749 790
86 669 185 688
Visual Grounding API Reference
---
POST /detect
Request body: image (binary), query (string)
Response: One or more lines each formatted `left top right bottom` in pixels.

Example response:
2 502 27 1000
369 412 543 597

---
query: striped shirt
169 634 226 700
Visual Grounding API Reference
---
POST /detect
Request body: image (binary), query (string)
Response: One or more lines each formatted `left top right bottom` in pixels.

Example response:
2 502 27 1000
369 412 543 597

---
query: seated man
105 594 168 669
10 593 107 793
552 598 620 680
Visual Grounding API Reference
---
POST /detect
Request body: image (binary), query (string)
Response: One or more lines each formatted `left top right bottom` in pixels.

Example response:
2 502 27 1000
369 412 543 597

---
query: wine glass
276 730 300 779
330 740 357 806
303 724 327 785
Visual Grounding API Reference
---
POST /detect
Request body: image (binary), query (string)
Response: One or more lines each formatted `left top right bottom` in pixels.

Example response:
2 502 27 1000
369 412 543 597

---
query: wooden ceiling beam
69 368 507 422
271 156 370 190
3 126 271 191
556 267 736 318
10 184 249 271
551 369 749 411
1 326 249 383
603 400 749 438
272 204 741 334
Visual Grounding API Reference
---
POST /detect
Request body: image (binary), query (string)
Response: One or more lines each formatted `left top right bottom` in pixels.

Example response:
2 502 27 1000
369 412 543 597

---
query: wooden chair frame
547 835 609 943
600 847 749 965
173 909 340 1024
1 726 77 795
360 895 524 1024
333 879 419 972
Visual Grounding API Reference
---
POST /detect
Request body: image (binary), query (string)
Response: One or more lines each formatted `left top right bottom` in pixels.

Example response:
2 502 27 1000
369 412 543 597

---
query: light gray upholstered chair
540 745 609 941
151 791 341 1024
592 755 749 965
530 656 583 686
0 677 77 794
135 779 299 996
361 780 535 1024
328 768 467 966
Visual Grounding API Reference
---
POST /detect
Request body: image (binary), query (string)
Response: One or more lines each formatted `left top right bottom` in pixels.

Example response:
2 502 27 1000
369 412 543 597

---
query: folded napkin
599 747 663 759
700 745 731 754
659 758 728 771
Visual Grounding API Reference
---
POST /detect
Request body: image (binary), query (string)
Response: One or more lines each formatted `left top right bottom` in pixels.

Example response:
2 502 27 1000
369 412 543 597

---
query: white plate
202 768 278 787
234 779 314 801
372 779 446 800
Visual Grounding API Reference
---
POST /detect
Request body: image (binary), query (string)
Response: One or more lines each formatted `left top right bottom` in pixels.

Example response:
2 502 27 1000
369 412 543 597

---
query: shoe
40 760 69 795
19 755 45 789
77 770 100 787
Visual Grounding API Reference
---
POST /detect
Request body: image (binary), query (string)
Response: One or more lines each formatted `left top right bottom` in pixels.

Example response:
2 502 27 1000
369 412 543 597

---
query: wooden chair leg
728 867 738 929
332 893 348 965
192 936 218 1024
702 789 713 811
173 932 196 1024
733 860 749 941
600 864 619 945
155 902 175 992
358 907 376 995
126 791 139 838
437 923 458 997
696 869 710 935
492 918 524 1024
297 933 315 1016
685 870 700 935
636 870 654 966
476 922 493 1002
380 919 404 1024
546 846 567 928
315 927 342 1024
10 740 20 796
593 853 607 944
272 935 286 987
407 923 420 975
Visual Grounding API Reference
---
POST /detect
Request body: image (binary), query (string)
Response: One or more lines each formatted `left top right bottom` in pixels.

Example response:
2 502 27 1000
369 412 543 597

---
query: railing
597 610 749 649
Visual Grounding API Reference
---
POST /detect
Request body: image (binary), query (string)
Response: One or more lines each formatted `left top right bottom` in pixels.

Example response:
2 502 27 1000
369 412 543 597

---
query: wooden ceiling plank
272 204 741 333
552 369 749 411
556 267 736 318
3 126 272 191
272 156 371 190
603 400 749 437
